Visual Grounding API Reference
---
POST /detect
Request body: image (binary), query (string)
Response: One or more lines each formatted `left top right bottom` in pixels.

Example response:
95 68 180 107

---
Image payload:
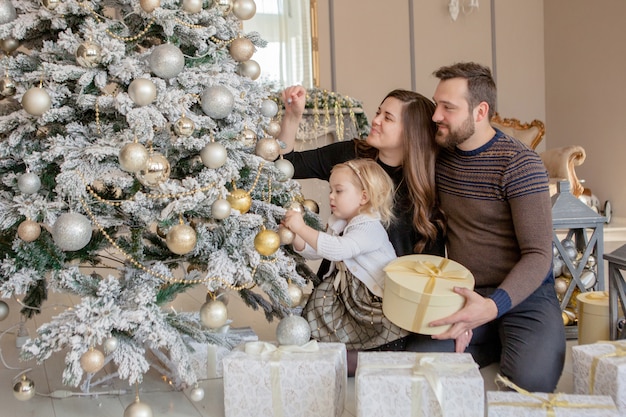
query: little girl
282 158 407 373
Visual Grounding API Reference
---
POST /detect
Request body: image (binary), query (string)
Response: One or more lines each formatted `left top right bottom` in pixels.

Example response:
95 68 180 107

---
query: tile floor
0 285 576 417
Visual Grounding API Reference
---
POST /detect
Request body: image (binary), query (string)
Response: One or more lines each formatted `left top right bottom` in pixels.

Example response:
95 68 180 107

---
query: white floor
0 285 577 417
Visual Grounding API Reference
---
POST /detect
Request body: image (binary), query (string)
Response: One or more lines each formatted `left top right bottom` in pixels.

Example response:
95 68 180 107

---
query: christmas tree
0 0 318 394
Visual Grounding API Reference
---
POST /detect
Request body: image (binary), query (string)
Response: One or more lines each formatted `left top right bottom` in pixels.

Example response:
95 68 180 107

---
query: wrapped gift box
186 326 258 379
383 255 474 335
572 341 626 413
487 391 618 416
222 341 346 417
355 351 483 417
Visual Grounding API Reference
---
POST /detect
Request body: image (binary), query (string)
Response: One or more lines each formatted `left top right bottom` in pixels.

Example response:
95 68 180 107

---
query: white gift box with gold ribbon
487 391 618 416
222 341 346 417
383 255 474 335
355 351 483 417
572 341 626 414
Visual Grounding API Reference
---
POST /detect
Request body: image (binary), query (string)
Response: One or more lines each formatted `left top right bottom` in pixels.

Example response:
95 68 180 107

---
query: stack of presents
192 255 625 416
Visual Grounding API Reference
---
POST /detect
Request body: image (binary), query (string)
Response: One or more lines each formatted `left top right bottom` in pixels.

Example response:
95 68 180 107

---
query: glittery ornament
119 142 149 172
173 116 195 137
17 172 41 194
215 0 233 14
128 78 157 106
42 0 60 9
0 0 17 24
21 87 51 116
287 282 303 307
0 76 16 97
124 398 154 417
183 0 203 13
277 225 294 245
80 347 105 373
149 44 185 79
200 85 234 119
0 37 19 53
302 199 320 214
255 137 280 161
237 60 260 80
52 212 92 251
166 224 197 255
189 386 205 402
265 120 281 138
199 299 228 329
254 229 280 256
229 37 255 62
274 158 294 182
0 300 9 321
240 128 257 146
103 336 119 354
200 142 227 169
276 315 311 346
211 198 231 220
13 375 35 401
136 153 171 187
17 219 41 242
232 0 256 20
285 200 304 214
227 189 251 213
260 99 278 118
75 41 102 68
140 0 160 12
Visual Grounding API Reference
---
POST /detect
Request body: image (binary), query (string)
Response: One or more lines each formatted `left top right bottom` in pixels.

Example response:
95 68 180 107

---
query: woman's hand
282 85 306 119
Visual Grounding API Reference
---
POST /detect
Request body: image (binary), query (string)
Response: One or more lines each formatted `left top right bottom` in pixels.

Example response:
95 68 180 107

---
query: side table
604 243 626 340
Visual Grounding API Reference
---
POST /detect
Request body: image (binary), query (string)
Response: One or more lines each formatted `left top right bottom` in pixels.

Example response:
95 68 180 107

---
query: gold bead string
174 17 205 30
81 3 156 42
233 161 265 194
95 85 120 135
209 36 234 47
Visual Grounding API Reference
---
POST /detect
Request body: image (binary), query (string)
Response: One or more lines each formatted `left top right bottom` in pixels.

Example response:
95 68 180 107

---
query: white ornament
232 0 256 20
149 44 185 79
199 300 228 329
183 0 203 13
211 198 231 220
200 85 234 119
200 142 228 169
276 315 310 346
277 225 295 245
0 300 9 321
189 386 205 402
22 87 51 116
128 78 157 106
119 142 149 172
265 120 281 137
260 99 278 118
103 336 119 354
52 212 93 251
274 158 294 182
124 398 153 417
140 0 160 12
17 172 41 194
287 282 303 307
237 60 261 80
80 348 105 373
0 0 17 25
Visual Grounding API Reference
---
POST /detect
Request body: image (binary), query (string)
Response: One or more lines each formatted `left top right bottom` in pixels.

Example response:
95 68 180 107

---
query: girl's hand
283 209 305 233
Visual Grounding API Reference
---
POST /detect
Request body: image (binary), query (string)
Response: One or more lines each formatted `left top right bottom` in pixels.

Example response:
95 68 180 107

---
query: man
428 62 566 392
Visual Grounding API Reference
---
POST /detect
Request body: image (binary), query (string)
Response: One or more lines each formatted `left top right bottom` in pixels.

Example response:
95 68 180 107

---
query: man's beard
436 114 475 149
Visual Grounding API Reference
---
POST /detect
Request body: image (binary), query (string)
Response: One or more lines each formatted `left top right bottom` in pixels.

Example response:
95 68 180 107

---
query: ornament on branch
166 222 197 255
255 137 280 161
52 212 93 251
211 198 232 220
240 127 257 147
0 37 19 54
214 0 233 14
136 152 171 187
75 41 102 68
0 75 16 97
182 0 203 13
124 396 154 417
260 99 279 118
42 0 60 9
119 141 149 172
140 0 160 13
199 299 228 329
17 219 41 242
17 172 41 194
302 199 320 214
103 336 119 354
227 188 251 214
149 44 185 79
254 228 280 256
277 225 294 245
21 86 51 116
13 375 35 401
274 157 294 182
276 315 311 346
128 78 157 106
232 0 256 20
0 300 9 321
200 141 227 169
0 0 17 25
237 60 260 80
229 37 255 62
80 347 105 374
200 85 234 119
265 120 281 138
285 200 304 214
173 115 195 137
287 282 303 307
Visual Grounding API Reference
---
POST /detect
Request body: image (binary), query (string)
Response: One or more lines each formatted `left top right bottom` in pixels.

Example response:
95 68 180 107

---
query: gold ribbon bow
385 259 469 331
589 340 626 394
492 374 617 416
244 341 320 417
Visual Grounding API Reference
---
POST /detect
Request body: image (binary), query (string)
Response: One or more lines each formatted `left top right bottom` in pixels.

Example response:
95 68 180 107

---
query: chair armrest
540 145 586 197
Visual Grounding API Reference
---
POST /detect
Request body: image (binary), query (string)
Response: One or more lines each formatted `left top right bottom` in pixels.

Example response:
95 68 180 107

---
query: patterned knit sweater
436 129 553 316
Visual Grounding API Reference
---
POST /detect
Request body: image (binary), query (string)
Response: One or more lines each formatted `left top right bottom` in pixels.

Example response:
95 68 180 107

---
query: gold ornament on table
17 219 41 242
21 85 52 116
287 281 303 307
255 137 280 161
80 347 105 373
173 115 195 137
119 141 149 172
227 188 252 214
277 225 295 245
229 36 255 62
124 396 154 417
302 199 320 214
75 40 102 68
13 375 35 401
199 298 228 329
140 0 160 12
254 227 280 256
136 152 171 187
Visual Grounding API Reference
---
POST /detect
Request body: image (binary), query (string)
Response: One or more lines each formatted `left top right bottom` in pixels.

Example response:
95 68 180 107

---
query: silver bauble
52 212 92 251
80 348 105 373
119 142 149 172
276 315 311 346
274 158 294 182
260 99 279 118
552 244 559 257
215 0 233 14
554 277 569 296
255 137 280 161
103 336 119 354
232 0 256 20
560 238 575 249
136 153 171 187
149 44 185 79
183 0 203 13
42 0 60 9
189 386 205 402
166 224 197 255
0 76 16 96
302 199 320 214
22 87 51 116
586 254 597 268
0 0 17 25
0 37 19 53
277 225 294 245
581 269 597 290
237 60 261 80
140 0 160 12
265 120 281 138
553 257 564 277
75 41 102 68
199 299 228 329
561 264 573 279
200 142 228 169
211 198 231 220
13 376 35 401
128 78 157 106
0 300 9 321
17 172 41 194
124 398 153 417
564 246 578 261
173 116 195 137
287 282 303 307
17 219 41 242
240 128 257 146
229 37 255 62
200 85 234 119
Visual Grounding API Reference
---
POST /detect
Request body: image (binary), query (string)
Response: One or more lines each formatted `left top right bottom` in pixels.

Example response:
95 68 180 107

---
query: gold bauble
302 199 320 214
0 37 19 53
13 375 35 401
136 152 171 187
277 225 295 245
287 282 303 307
241 128 257 147
285 200 304 214
232 0 256 20
140 0 160 12
80 347 105 374
215 0 233 14
75 41 102 68
229 37 255 62
42 0 60 9
166 224 197 255
119 142 149 172
255 137 280 161
265 120 281 138
128 78 157 106
567 287 582 309
254 229 280 256
173 116 195 137
199 299 228 329
227 189 252 214
182 0 203 13
17 219 41 242
124 398 154 417
237 60 261 80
